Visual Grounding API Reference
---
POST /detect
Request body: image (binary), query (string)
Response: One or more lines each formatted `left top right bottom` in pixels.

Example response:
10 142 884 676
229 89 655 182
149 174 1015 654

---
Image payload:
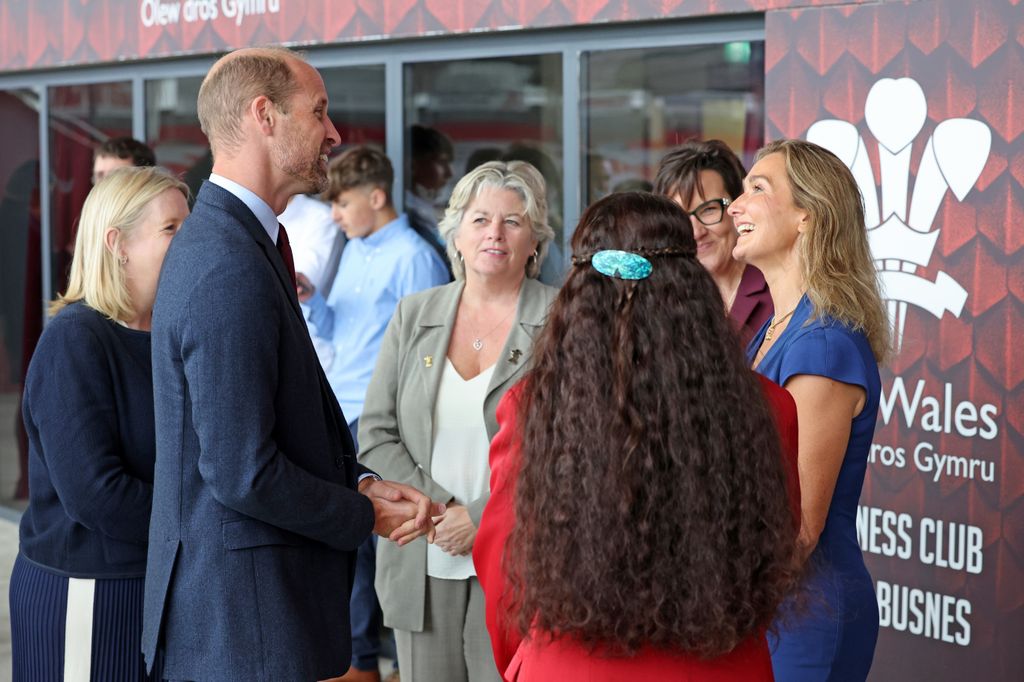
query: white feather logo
806 77 990 350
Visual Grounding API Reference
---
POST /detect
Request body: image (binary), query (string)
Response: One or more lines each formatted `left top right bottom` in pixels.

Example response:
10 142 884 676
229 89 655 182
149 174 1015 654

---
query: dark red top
473 376 800 682
729 265 774 349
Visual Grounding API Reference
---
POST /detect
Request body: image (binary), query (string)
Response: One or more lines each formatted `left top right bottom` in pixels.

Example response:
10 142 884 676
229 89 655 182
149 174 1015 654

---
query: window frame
0 13 763 315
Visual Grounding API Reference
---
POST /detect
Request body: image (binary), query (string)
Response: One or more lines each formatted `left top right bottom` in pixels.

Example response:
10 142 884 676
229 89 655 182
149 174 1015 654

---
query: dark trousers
349 419 392 671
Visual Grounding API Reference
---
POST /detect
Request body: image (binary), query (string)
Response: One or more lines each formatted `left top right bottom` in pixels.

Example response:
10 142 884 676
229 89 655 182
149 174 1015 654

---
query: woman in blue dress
728 139 891 682
11 166 189 681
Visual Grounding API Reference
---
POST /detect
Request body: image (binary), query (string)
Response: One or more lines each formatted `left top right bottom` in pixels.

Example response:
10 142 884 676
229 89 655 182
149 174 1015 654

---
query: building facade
0 1 1020 679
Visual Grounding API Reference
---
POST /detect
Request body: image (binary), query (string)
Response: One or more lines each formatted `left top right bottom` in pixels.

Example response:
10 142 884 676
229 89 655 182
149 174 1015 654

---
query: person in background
283 190 348 369
0 160 40 502
298 145 450 682
360 160 557 682
655 139 773 347
405 124 454 241
464 147 502 176
281 192 345 297
11 166 189 682
499 143 565 285
611 177 653 193
585 151 610 204
92 136 156 184
473 191 801 682
732 139 890 681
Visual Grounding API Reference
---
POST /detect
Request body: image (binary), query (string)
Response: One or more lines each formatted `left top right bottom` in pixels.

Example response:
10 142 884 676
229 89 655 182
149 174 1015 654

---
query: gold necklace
764 307 797 342
471 306 516 351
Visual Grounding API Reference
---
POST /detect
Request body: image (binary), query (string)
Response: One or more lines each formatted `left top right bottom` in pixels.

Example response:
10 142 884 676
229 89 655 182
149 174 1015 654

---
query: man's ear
249 95 276 136
369 187 387 211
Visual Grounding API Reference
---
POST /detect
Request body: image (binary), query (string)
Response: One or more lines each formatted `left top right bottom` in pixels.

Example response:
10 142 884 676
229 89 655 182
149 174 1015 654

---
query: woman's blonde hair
757 139 890 362
50 166 189 321
438 160 555 280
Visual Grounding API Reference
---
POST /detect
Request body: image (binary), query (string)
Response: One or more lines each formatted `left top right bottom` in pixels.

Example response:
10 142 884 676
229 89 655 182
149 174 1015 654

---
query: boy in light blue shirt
297 145 449 681
298 146 449 426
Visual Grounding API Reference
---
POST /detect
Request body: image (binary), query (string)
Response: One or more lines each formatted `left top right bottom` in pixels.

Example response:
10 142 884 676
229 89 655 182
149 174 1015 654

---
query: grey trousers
394 576 502 682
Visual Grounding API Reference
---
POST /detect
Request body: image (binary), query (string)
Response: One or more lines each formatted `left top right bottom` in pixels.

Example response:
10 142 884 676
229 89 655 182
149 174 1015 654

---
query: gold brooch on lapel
423 356 434 368
507 349 522 364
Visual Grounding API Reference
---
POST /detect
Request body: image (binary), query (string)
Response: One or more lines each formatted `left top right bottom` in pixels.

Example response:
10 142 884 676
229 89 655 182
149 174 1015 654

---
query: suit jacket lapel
487 278 548 401
260 235 305 322
197 183 354 475
196 182 305 323
480 279 554 440
415 283 464 466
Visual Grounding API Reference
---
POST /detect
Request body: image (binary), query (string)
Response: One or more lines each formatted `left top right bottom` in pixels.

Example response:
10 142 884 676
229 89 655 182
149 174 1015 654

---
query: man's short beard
294 164 325 193
273 138 327 194
285 161 326 195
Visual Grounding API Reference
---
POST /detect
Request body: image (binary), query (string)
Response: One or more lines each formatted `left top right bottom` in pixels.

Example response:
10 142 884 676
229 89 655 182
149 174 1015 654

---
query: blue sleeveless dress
748 295 880 682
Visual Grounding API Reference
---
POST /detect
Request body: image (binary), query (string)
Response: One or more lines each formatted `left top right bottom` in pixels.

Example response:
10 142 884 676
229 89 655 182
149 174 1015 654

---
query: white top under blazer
426 359 494 580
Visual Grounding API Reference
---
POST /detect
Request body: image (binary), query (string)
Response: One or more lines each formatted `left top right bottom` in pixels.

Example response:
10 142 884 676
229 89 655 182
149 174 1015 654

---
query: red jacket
472 375 800 682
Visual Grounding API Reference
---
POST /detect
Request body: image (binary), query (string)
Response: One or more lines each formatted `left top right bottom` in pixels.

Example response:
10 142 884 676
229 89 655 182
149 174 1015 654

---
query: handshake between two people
358 478 447 546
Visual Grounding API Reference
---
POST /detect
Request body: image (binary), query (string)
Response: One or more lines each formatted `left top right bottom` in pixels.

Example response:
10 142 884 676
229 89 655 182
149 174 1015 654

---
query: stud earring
119 255 128 265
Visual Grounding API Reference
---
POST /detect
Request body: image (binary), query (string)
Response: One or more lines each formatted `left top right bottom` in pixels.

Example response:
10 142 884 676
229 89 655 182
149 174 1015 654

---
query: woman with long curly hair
730 139 890 681
473 192 802 681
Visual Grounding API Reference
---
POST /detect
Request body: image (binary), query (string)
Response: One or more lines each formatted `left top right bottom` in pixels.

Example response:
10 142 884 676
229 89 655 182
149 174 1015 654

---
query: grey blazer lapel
485 279 553 435
414 283 464 457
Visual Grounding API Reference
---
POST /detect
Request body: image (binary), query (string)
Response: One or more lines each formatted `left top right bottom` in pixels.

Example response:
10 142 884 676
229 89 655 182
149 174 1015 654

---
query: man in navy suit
143 47 441 681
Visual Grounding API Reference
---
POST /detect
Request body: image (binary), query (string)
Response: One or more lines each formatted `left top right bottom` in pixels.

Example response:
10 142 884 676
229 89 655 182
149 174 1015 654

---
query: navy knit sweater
19 301 155 578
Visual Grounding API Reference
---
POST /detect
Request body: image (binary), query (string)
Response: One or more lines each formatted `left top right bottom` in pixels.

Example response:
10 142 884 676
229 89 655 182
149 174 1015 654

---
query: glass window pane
147 65 387 194
0 89 40 508
49 82 133 299
299 65 386 289
147 65 385 280
147 76 208 199
404 54 564 281
583 41 766 206
322 64 386 151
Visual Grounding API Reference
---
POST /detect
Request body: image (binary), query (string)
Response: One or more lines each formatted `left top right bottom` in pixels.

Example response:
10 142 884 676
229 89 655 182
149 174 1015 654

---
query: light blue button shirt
208 174 280 242
306 213 450 424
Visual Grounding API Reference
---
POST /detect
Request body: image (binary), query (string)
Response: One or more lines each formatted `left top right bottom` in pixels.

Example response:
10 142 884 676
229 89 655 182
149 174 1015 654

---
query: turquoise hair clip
590 250 653 280
572 246 692 279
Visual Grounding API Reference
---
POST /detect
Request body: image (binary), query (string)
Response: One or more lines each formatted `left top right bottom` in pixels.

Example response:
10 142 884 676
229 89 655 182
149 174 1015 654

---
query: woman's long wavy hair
757 139 891 362
508 192 800 658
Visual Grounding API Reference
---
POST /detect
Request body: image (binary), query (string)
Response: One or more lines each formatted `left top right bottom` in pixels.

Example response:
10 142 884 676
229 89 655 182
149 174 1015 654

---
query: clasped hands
431 503 477 556
358 478 446 546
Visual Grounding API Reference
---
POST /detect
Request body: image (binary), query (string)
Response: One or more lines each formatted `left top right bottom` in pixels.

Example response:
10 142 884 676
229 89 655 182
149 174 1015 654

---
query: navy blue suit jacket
143 181 375 681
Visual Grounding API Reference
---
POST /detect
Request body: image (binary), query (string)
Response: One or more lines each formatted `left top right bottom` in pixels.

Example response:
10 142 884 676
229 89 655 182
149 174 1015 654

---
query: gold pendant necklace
471 306 516 352
764 307 797 342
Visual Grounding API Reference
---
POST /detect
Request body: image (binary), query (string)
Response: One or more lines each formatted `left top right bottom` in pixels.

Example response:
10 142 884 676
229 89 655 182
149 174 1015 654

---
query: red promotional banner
766 1 1023 678
0 0 852 72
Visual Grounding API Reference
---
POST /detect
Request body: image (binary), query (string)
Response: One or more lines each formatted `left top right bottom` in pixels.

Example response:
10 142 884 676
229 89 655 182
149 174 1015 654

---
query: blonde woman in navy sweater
11 166 188 682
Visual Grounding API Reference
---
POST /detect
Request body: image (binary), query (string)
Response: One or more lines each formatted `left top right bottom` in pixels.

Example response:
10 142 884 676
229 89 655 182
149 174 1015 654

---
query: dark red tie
277 223 297 288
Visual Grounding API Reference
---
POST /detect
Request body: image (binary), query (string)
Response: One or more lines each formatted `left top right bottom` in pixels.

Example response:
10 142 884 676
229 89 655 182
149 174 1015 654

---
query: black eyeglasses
684 198 731 226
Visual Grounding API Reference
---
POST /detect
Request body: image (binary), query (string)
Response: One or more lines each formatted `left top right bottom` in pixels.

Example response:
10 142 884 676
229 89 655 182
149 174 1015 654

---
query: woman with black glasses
655 139 773 346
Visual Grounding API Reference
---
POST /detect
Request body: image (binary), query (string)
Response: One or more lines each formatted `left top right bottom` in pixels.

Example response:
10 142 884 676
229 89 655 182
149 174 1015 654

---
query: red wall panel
766 1 1023 679
0 0 857 71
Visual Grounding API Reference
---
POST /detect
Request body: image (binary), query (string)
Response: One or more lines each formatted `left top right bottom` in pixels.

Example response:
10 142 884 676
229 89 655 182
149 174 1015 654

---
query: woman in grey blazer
359 161 557 682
